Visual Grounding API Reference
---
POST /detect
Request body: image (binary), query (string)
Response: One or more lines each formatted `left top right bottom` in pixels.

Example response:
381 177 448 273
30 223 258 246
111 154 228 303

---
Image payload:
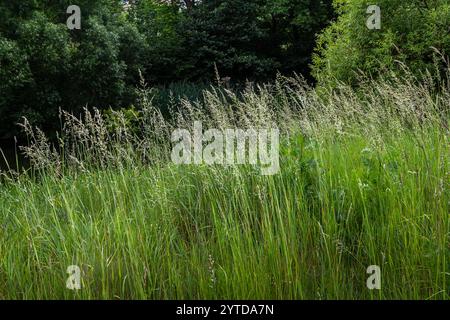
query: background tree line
0 0 448 139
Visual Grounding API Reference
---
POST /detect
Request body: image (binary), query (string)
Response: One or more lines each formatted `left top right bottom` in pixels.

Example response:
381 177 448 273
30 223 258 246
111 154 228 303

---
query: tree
0 38 32 138
177 0 333 82
260 0 334 78
129 0 185 83
0 0 145 138
0 0 336 138
312 0 450 87
2 11 73 135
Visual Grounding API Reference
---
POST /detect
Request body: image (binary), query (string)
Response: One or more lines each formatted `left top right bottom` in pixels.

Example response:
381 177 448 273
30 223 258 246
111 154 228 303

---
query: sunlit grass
0 73 448 299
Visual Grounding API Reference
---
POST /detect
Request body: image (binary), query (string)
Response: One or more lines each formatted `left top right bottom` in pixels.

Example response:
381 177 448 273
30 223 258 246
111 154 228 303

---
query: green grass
0 130 447 299
0 75 448 299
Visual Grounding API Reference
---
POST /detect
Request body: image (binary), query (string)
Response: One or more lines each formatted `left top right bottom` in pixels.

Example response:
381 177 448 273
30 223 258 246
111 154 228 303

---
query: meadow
0 72 448 299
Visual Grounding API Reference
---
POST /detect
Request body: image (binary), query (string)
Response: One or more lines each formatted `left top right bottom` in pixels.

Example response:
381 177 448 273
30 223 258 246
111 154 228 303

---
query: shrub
312 0 450 87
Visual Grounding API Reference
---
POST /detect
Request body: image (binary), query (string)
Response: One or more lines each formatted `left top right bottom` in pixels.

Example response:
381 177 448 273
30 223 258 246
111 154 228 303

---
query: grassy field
0 74 448 299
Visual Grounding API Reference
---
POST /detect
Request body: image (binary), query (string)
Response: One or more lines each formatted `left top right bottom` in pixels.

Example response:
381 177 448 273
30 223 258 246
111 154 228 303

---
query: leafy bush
2 72 448 299
180 0 334 81
313 0 450 87
0 0 336 139
0 38 32 138
0 1 141 138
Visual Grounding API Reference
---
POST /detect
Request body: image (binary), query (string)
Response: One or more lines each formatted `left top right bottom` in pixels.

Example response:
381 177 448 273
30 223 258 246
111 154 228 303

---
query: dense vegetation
0 0 334 138
1 72 448 299
313 0 450 86
0 0 448 300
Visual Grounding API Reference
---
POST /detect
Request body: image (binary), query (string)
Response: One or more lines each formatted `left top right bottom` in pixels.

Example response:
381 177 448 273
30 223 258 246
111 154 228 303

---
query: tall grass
0 71 448 299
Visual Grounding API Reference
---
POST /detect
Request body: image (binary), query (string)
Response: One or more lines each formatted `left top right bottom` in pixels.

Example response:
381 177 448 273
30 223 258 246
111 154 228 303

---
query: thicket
0 0 334 138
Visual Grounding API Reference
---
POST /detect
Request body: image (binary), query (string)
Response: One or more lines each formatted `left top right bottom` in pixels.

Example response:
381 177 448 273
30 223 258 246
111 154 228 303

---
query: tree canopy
1 0 448 139
0 0 334 138
312 0 450 86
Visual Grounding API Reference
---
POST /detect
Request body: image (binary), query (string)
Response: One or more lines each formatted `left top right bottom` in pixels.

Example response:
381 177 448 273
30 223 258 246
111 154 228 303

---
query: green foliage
16 12 73 128
1 75 448 299
129 0 185 83
313 0 450 86
180 0 334 81
0 38 32 136
0 0 335 138
0 1 141 137
103 105 141 135
260 0 335 76
180 0 277 80
70 17 126 109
